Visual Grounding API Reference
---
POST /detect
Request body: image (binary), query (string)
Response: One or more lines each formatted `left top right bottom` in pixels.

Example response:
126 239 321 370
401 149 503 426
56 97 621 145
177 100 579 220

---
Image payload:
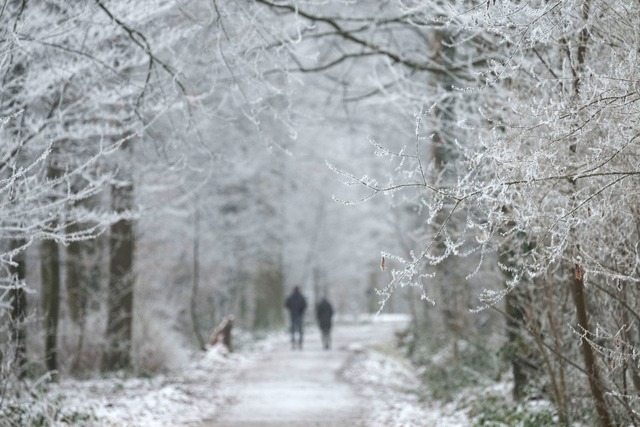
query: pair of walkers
284 286 333 350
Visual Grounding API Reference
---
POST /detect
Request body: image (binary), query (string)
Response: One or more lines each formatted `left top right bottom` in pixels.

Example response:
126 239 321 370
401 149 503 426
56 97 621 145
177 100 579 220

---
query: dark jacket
316 298 334 330
285 289 307 317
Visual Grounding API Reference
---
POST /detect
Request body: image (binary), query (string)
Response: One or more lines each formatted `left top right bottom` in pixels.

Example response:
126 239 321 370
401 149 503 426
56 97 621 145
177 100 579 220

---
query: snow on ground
21 315 515 427
37 343 250 427
343 343 471 427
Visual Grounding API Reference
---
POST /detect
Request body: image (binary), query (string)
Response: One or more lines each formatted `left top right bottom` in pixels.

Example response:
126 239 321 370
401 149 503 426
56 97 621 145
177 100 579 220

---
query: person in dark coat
316 297 334 350
285 286 307 350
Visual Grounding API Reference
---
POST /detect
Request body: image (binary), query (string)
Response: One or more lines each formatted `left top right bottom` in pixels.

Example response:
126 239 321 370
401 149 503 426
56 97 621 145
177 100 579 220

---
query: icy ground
39 315 473 426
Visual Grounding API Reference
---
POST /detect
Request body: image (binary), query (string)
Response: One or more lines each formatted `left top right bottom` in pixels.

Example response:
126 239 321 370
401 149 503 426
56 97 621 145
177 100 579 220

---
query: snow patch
344 345 470 426
41 344 244 426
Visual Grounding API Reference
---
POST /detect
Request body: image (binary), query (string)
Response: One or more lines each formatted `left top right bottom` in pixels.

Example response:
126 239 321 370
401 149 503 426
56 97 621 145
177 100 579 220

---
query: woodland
1 1 640 426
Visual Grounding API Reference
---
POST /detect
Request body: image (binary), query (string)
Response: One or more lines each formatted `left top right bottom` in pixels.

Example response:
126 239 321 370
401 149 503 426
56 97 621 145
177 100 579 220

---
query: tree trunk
505 289 527 401
66 223 101 372
566 4 611 424
103 141 135 372
499 238 532 402
253 260 284 330
570 264 613 427
41 157 62 377
9 239 27 378
430 27 467 361
542 275 569 425
66 223 93 324
191 201 206 351
40 238 60 376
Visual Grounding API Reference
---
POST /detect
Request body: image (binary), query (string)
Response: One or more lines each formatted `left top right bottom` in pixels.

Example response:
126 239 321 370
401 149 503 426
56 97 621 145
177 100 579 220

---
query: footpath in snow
197 314 469 427
39 314 470 426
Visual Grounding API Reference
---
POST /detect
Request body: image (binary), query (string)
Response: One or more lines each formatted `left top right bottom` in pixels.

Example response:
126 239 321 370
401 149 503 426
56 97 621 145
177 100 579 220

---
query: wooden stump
209 315 234 351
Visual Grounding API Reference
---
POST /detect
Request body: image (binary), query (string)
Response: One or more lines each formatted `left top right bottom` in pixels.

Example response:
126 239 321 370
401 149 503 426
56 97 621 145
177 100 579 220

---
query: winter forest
1 0 640 426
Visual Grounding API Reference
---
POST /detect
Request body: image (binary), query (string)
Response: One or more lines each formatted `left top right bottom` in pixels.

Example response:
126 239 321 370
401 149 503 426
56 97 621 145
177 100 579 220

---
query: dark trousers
321 327 331 349
290 315 303 348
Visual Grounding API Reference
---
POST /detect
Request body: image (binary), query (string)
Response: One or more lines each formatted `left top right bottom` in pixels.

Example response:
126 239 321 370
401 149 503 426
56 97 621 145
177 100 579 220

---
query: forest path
199 316 409 427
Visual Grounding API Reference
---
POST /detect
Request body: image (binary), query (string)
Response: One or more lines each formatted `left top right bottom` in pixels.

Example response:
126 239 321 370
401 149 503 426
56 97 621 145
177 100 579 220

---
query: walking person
285 286 307 350
316 297 334 350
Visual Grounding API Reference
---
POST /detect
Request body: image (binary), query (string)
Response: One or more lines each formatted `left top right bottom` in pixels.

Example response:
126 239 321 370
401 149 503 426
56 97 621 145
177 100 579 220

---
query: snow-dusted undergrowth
19 344 245 427
4 322 555 427
343 343 471 426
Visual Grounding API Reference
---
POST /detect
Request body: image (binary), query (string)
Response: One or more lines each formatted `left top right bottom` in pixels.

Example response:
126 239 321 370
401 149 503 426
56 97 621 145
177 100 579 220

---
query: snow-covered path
198 317 408 427
36 314 470 426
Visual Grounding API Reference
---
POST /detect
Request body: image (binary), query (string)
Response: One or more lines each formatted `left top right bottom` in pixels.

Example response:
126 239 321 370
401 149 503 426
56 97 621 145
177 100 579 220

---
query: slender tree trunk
191 201 206 351
103 141 135 372
66 230 86 373
505 290 527 400
570 264 613 427
40 238 60 376
66 223 100 372
253 259 284 330
542 275 569 425
41 157 62 377
565 5 612 421
66 223 91 324
565 3 611 424
9 239 27 378
498 237 528 400
431 27 465 362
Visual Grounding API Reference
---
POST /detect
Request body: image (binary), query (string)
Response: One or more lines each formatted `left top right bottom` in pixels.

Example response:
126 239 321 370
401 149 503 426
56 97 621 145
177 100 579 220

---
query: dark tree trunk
40 238 60 376
505 290 528 401
103 141 135 372
9 239 27 377
253 260 284 330
498 226 540 403
66 221 101 371
499 236 532 402
66 224 88 325
570 264 613 427
41 156 62 377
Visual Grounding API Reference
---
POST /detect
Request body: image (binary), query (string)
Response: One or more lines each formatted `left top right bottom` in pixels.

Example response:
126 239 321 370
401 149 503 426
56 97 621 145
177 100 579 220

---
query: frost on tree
250 0 640 424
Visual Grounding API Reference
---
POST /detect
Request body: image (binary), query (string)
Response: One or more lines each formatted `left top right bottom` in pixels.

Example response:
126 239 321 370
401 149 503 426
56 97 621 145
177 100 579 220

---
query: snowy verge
26 344 246 427
39 330 289 427
341 341 560 427
342 343 470 427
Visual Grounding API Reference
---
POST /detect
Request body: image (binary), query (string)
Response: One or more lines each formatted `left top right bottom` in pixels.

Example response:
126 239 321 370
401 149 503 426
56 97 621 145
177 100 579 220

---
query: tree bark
499 238 532 402
40 238 60 376
505 290 527 401
41 157 62 377
66 222 101 372
66 223 92 325
570 264 613 427
9 239 27 378
103 141 135 372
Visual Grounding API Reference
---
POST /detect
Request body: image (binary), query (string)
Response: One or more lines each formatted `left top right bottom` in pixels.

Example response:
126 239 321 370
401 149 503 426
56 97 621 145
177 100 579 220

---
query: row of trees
0 0 186 381
6 0 639 425
243 1 640 425
1 0 397 401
